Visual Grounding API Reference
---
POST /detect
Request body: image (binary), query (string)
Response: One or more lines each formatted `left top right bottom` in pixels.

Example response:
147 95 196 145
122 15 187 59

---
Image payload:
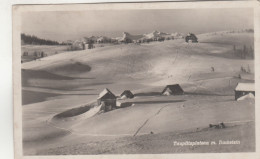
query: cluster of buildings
97 88 135 112
68 32 199 51
68 31 187 50
97 84 184 112
97 82 255 112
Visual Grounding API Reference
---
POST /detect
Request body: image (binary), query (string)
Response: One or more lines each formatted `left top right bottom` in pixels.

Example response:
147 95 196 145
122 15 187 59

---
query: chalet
235 83 255 100
120 90 134 99
72 41 85 50
185 33 198 43
162 84 184 96
97 88 117 112
97 36 111 43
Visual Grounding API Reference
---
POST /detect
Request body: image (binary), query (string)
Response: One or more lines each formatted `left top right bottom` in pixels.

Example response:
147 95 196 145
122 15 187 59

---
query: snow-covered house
120 90 134 99
185 33 198 43
162 84 184 96
97 88 117 111
235 83 255 100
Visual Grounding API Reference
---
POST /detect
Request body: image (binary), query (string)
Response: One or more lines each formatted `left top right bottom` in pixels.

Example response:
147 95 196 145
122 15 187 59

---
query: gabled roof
187 33 197 36
165 84 182 90
121 90 133 95
162 84 184 94
97 88 116 99
186 33 197 39
235 83 255 92
120 90 134 98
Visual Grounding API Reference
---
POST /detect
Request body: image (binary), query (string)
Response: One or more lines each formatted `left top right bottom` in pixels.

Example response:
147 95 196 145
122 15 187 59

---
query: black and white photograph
12 1 259 157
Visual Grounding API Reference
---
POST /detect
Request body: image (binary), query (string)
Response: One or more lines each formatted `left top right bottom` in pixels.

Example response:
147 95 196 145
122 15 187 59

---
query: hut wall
98 99 116 112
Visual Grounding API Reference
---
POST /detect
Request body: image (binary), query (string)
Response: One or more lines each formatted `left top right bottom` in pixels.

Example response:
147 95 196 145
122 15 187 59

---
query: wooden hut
185 33 198 43
235 83 255 100
162 84 184 96
120 90 134 99
97 88 117 111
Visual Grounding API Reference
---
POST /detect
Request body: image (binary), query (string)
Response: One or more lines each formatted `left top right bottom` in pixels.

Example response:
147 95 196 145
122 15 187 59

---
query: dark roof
186 33 198 39
162 84 184 94
98 88 116 99
120 90 134 98
186 33 197 37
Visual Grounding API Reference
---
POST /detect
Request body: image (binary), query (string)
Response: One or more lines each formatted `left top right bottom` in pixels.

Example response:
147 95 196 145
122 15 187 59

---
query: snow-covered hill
22 31 255 155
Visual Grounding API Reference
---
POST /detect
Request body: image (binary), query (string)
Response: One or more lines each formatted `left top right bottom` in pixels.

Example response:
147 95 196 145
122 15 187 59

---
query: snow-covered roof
235 83 255 91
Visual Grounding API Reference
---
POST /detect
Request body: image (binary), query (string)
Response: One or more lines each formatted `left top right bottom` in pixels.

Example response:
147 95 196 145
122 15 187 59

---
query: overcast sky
22 8 253 42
